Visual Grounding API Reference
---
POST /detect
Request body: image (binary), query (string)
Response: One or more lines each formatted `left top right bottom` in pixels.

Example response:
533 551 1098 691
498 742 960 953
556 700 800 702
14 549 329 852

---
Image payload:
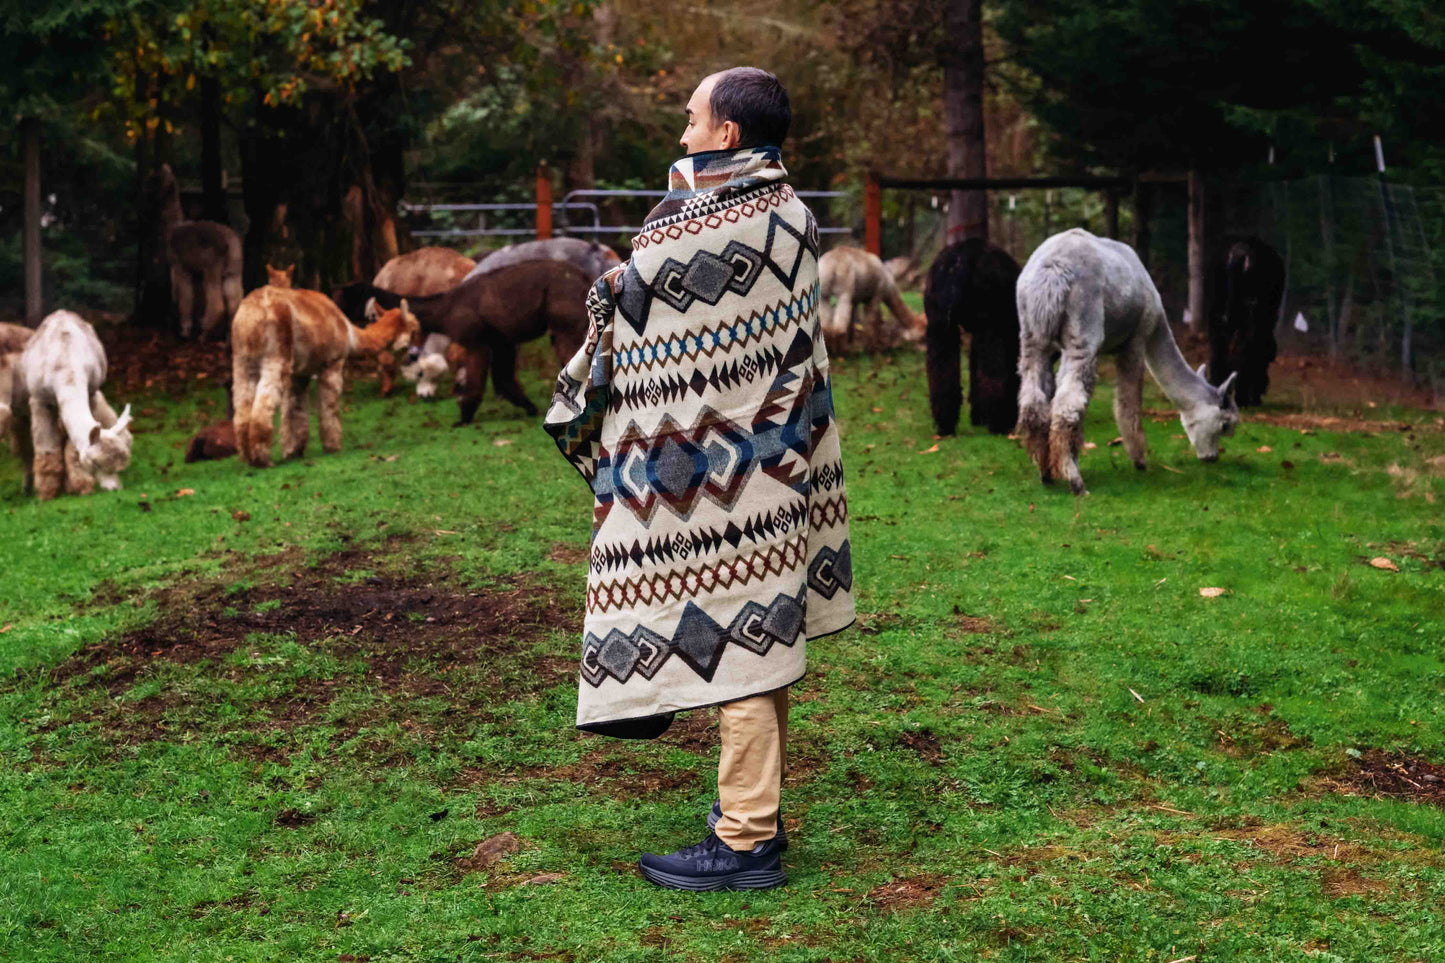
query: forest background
2 0 1444 384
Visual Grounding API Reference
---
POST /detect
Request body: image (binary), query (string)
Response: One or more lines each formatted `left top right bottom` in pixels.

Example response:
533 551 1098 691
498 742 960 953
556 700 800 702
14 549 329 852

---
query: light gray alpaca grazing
1016 229 1238 495
13 311 133 499
401 238 622 397
818 246 921 349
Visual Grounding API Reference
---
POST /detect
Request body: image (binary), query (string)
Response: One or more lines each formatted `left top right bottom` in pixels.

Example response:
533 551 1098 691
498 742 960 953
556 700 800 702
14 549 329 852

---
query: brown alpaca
0 322 34 441
405 259 592 425
153 164 244 340
368 247 475 397
230 289 419 467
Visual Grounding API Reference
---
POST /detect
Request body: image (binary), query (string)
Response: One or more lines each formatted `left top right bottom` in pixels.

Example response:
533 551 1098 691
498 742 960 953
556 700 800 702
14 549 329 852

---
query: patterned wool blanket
544 146 856 738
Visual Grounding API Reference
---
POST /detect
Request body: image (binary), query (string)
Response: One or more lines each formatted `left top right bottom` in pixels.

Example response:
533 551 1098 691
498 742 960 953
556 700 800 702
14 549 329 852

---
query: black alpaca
1209 237 1284 407
925 239 1023 436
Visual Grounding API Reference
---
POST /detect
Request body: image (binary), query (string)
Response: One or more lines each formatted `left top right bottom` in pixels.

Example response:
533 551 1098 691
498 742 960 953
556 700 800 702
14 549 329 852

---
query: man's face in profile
680 73 738 155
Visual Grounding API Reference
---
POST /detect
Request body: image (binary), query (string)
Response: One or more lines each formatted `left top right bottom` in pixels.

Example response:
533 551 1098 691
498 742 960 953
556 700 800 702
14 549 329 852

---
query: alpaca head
266 263 295 288
81 405 134 490
1180 366 1240 461
373 300 421 352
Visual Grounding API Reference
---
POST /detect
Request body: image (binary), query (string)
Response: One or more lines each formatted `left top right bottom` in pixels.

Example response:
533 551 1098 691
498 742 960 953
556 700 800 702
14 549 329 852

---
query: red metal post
864 172 882 256
536 164 553 240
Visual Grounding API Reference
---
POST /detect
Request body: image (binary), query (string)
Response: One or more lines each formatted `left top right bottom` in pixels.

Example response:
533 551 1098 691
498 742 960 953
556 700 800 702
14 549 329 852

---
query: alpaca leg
231 358 258 466
13 403 35 494
64 442 95 496
200 271 226 340
245 357 287 467
489 342 537 416
836 289 855 348
317 364 345 453
29 399 65 501
454 348 488 426
1049 346 1099 496
1113 339 1148 470
172 265 195 339
282 375 311 459
1016 334 1056 484
376 350 396 398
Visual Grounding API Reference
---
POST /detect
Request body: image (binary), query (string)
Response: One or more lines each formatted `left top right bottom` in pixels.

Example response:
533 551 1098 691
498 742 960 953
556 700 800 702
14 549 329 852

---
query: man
544 67 855 891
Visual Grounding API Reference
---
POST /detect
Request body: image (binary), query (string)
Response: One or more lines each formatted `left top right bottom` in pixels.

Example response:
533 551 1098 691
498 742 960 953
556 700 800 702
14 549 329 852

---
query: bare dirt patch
865 874 947 910
1323 751 1445 807
897 728 943 764
1321 866 1389 898
44 540 579 749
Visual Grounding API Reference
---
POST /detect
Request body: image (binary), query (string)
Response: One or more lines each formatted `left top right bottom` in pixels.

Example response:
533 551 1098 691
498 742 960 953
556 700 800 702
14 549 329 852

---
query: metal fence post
536 164 553 241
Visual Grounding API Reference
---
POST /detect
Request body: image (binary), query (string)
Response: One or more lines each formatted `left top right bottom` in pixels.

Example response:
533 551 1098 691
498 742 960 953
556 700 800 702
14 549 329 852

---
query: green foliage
1 337 1444 958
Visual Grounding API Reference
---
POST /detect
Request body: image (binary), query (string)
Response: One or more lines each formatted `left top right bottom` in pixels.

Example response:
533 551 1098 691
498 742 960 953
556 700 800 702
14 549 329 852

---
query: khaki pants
714 687 789 851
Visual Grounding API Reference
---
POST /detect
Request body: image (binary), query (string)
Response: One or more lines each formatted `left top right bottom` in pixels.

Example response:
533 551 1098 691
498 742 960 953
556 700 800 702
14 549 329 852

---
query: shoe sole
639 864 787 891
707 808 788 848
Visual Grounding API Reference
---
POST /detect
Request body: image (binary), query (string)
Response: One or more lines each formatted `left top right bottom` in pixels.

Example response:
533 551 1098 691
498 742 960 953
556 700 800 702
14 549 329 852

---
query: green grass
3 334 1445 963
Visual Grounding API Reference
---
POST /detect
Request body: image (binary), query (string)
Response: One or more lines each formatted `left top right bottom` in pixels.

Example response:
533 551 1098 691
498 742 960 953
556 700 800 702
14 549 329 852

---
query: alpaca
153 164 244 340
1016 229 1239 495
266 263 295 288
1209 236 1283 407
185 385 238 463
0 322 34 441
11 311 132 499
339 247 475 398
924 239 1022 436
818 246 921 350
404 259 593 425
398 239 622 400
230 288 418 467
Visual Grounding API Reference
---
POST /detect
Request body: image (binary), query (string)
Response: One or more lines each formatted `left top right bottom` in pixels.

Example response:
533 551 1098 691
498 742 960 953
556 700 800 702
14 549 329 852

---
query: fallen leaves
1256 445 1273 453
1368 557 1400 572
176 488 195 497
919 443 939 454
1198 587 1227 598
493 439 513 447
232 510 251 522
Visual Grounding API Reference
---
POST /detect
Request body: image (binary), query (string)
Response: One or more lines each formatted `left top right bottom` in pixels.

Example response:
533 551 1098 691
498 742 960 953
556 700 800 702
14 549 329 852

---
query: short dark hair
709 67 791 149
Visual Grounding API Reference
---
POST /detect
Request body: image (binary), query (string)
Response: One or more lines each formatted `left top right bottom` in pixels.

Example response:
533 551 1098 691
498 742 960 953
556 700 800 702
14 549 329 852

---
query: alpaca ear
400 298 410 319
115 404 133 432
1196 362 1207 379
1218 371 1238 398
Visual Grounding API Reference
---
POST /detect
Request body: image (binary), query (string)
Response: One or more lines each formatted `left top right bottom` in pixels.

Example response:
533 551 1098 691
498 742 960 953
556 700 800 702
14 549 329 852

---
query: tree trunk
1187 168 1206 330
942 0 988 242
1132 179 1152 271
22 118 42 324
199 75 228 224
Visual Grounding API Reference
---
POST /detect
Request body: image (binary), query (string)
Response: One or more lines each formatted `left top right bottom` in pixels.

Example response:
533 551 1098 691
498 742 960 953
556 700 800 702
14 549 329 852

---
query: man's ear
719 120 741 150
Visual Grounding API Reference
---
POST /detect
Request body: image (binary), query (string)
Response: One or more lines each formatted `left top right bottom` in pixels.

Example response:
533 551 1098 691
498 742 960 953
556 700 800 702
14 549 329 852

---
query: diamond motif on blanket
807 540 854 600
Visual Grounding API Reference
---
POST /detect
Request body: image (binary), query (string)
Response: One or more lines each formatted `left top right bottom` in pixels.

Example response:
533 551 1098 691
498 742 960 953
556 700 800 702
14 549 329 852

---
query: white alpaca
1016 229 1238 495
13 311 133 499
818 246 921 349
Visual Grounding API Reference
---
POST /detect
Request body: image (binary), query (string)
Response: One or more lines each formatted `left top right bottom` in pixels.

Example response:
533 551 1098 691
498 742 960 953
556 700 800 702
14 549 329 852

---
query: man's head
680 67 791 155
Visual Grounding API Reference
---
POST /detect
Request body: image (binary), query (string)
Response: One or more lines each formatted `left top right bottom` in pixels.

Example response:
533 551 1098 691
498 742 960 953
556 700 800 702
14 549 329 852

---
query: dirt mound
1336 750 1445 806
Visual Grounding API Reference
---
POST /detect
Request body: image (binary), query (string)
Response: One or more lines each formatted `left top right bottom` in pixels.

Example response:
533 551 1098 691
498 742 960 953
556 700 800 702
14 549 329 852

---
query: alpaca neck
1143 317 1215 413
55 381 100 451
347 319 400 357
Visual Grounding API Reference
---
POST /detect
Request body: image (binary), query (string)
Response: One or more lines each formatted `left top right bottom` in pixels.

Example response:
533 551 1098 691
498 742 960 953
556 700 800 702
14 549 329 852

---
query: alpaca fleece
544 146 855 738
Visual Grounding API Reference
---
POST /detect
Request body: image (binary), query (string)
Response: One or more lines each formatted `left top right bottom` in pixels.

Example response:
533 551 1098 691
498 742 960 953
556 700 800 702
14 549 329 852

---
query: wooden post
864 172 881 256
536 164 553 241
23 118 42 325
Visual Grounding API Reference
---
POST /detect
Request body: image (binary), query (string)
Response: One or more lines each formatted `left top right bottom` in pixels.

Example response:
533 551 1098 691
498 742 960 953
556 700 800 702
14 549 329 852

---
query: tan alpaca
230 288 419 467
0 322 34 441
265 264 295 288
152 164 244 339
370 247 475 396
818 246 922 350
12 311 133 500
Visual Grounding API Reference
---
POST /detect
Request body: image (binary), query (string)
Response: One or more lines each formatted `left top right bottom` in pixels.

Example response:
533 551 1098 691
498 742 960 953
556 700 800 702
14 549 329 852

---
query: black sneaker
707 800 789 849
638 832 786 891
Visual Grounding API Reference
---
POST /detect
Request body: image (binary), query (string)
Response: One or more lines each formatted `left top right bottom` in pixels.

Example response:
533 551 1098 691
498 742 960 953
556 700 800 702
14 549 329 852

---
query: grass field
3 316 1445 962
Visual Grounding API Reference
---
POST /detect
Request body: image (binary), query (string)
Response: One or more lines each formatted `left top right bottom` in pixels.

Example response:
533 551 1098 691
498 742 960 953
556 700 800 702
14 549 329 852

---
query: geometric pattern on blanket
543 145 855 735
